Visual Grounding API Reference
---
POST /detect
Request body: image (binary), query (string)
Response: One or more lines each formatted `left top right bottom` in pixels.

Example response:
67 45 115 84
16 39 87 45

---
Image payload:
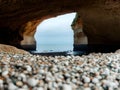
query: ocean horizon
36 44 73 52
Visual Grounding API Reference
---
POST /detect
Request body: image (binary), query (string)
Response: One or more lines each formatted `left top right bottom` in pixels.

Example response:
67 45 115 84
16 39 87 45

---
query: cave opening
34 13 76 53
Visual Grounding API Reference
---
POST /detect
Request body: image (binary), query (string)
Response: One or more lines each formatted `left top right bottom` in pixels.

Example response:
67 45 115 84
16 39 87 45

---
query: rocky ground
0 52 120 90
0 45 120 90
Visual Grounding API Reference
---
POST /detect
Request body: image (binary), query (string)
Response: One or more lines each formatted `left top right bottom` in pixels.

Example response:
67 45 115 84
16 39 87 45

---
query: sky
34 13 76 52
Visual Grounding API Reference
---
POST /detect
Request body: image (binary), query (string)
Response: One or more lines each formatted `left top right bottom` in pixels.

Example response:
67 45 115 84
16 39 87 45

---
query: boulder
0 44 30 54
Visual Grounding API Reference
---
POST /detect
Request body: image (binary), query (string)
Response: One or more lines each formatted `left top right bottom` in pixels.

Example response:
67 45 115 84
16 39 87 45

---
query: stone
0 79 3 84
35 87 44 90
62 84 72 90
0 44 30 54
84 87 91 90
25 65 32 72
0 79 3 88
71 13 88 45
102 68 110 75
16 81 23 87
19 73 26 82
83 76 90 83
22 85 28 89
2 70 9 77
27 78 38 87
92 78 99 84
8 83 18 90
115 49 120 53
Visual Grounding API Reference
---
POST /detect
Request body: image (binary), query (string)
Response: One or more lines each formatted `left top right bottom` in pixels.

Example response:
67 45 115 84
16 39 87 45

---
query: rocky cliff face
0 0 120 50
80 0 120 44
0 44 30 54
71 13 88 45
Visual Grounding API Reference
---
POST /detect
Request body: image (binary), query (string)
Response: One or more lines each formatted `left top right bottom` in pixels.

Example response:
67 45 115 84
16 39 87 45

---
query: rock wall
0 44 30 54
20 20 40 45
0 0 88 49
19 20 41 50
71 13 88 45
82 1 120 44
0 0 120 50
72 0 120 45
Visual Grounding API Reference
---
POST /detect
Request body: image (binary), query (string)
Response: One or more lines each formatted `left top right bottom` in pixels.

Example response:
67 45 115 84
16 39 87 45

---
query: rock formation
71 13 88 45
20 20 41 50
0 0 120 50
80 0 120 44
0 44 30 54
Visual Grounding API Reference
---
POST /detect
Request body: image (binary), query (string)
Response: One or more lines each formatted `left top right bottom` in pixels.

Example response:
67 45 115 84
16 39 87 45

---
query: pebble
22 85 28 89
54 59 58 63
16 81 23 87
27 78 38 87
0 50 120 89
62 84 72 90
64 61 69 66
19 73 26 82
39 69 45 74
103 68 110 75
45 76 52 82
8 82 18 90
25 65 32 72
2 70 9 77
84 87 91 90
0 79 3 89
92 78 99 84
34 87 44 90
0 79 3 84
83 76 91 83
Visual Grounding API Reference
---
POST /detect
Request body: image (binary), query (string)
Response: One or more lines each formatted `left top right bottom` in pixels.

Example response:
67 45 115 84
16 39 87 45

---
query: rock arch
0 0 120 50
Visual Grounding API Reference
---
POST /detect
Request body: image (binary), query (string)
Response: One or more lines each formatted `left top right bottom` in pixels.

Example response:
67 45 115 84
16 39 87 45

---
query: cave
0 0 120 52
0 1 120 89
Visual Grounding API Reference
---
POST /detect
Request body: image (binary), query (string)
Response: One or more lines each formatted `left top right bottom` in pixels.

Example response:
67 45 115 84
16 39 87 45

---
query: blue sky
34 13 76 51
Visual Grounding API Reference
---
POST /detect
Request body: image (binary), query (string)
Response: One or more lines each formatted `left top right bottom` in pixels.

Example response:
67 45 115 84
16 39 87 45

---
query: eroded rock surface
71 13 88 45
0 0 120 48
0 44 30 54
80 0 120 44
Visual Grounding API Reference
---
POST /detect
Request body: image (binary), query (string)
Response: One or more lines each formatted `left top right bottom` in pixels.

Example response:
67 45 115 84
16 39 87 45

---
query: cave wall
71 13 88 45
0 27 22 46
81 1 120 44
72 0 120 45
20 20 41 45
0 0 120 50
19 20 41 50
0 0 88 48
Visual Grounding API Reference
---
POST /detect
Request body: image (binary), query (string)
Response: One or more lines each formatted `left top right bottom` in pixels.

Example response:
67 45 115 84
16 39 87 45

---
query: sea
30 44 120 56
36 44 73 52
31 44 87 56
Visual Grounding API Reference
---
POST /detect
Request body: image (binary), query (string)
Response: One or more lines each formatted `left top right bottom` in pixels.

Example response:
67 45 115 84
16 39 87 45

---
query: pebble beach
0 50 120 90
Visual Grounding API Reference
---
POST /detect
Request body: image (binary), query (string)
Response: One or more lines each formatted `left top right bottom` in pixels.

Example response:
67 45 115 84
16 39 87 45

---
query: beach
0 49 120 90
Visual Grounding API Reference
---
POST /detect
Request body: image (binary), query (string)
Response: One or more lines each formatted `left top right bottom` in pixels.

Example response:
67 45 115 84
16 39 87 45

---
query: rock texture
20 20 41 50
0 44 30 54
0 0 120 49
71 13 88 45
80 0 120 44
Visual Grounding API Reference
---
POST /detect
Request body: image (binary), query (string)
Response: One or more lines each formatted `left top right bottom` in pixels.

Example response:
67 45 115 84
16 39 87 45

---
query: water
36 44 73 52
31 44 86 56
29 44 120 56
